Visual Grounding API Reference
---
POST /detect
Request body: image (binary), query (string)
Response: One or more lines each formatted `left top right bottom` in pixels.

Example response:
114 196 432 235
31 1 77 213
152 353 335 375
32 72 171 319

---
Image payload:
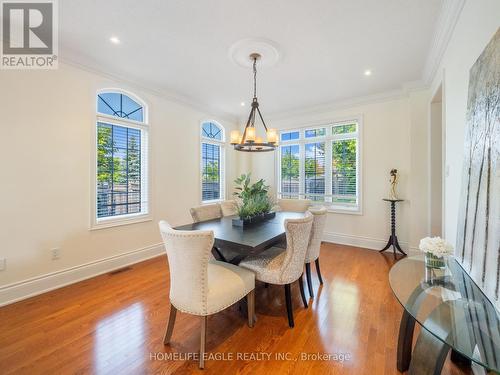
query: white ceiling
60 0 443 119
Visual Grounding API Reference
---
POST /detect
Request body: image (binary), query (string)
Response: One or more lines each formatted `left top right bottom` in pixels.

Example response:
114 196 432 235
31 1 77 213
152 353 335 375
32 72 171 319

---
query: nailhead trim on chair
177 235 212 315
172 286 255 316
200 241 211 314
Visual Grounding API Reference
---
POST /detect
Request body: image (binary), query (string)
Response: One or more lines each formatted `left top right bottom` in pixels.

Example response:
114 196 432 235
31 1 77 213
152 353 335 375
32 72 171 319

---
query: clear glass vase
425 252 446 269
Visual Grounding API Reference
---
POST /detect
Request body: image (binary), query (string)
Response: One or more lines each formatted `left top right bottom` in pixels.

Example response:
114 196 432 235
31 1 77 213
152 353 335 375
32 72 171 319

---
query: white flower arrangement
419 237 454 258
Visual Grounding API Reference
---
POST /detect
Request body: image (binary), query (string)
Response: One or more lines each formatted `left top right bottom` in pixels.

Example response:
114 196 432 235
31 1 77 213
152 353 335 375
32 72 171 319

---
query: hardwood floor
0 243 471 375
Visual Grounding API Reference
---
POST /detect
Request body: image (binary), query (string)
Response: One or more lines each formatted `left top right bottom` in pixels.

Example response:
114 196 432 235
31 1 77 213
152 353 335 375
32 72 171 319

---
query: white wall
0 63 239 301
249 92 431 251
430 0 500 247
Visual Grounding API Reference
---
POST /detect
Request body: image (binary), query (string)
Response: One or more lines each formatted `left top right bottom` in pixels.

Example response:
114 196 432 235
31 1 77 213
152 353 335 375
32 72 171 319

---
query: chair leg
247 290 255 328
284 284 294 328
315 258 324 285
163 305 177 345
199 316 207 369
305 263 314 298
298 274 308 308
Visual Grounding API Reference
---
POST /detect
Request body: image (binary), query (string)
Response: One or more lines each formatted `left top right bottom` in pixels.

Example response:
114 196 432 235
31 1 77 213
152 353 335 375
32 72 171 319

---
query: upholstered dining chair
277 198 312 212
220 199 238 216
274 198 312 249
158 221 255 369
239 213 314 328
189 203 222 222
190 203 225 260
304 206 327 298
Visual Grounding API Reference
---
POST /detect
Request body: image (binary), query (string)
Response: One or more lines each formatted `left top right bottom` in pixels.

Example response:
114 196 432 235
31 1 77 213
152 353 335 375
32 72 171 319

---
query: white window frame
200 120 225 204
276 117 363 214
90 89 151 230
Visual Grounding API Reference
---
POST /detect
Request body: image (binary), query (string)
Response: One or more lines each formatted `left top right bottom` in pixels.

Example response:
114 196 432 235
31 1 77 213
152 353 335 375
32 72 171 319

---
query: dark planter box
232 211 276 227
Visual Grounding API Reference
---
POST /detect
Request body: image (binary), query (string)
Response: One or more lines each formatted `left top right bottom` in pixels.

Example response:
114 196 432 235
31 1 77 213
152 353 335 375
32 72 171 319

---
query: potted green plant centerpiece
232 173 275 227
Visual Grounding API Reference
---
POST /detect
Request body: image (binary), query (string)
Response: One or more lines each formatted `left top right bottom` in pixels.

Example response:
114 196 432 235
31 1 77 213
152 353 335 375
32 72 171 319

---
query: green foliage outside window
97 125 140 185
332 139 357 202
202 161 220 182
281 150 299 179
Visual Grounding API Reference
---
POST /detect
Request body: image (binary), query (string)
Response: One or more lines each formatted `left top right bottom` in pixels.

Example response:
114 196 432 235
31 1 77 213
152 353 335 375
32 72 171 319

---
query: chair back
190 203 222 222
220 200 238 216
305 206 327 263
278 198 311 212
158 221 214 314
279 212 314 283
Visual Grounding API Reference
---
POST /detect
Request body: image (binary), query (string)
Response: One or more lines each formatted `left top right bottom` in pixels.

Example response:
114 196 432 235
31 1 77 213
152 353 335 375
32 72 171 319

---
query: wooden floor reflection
0 243 471 374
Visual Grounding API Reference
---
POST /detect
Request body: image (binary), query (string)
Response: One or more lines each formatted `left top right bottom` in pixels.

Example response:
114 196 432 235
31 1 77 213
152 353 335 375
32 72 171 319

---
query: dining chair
304 206 327 298
190 203 226 260
239 213 313 328
274 198 312 249
158 221 255 369
277 198 312 212
220 199 238 216
189 203 222 222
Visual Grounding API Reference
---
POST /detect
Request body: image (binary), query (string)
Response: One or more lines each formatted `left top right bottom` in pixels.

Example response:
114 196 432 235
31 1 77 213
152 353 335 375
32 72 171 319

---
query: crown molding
422 0 465 85
59 56 239 125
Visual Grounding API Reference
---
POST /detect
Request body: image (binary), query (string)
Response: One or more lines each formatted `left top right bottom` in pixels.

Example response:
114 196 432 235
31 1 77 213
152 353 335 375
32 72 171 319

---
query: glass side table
389 255 500 374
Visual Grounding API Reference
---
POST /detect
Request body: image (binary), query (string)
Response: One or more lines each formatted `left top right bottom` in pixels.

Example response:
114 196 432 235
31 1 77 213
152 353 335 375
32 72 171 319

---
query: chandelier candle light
230 53 278 152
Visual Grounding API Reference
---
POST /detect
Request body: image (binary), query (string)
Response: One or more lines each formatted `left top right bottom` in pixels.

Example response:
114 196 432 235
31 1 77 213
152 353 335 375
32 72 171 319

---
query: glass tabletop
389 255 500 372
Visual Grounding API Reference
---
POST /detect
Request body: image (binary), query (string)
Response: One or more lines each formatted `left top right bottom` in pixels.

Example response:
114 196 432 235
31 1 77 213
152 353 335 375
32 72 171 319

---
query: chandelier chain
253 57 257 98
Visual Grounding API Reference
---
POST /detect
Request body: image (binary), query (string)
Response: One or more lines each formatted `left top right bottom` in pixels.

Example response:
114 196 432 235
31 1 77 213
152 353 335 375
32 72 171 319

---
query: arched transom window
98 92 144 122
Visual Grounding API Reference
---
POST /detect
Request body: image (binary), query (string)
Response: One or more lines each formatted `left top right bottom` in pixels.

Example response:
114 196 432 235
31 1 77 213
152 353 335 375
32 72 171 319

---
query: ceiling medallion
230 53 277 152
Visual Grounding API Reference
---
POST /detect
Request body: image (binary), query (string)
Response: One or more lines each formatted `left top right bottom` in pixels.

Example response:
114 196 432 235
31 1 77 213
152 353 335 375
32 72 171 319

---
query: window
278 120 361 212
304 141 326 201
280 144 300 198
305 128 326 138
93 90 149 228
281 131 300 142
201 121 225 202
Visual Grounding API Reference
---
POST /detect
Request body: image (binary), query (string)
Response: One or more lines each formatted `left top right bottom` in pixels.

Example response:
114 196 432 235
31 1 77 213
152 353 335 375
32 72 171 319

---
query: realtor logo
1 0 58 69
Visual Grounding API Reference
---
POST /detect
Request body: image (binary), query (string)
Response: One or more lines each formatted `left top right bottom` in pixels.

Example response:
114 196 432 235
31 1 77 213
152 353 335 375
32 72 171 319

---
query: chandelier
230 53 277 152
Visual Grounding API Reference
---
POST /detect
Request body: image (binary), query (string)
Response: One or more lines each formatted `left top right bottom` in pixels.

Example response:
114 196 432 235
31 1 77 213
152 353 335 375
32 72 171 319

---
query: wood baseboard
323 231 413 252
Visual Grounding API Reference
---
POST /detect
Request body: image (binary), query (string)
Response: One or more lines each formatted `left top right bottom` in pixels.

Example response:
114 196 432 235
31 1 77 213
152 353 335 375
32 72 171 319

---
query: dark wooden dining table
175 211 305 264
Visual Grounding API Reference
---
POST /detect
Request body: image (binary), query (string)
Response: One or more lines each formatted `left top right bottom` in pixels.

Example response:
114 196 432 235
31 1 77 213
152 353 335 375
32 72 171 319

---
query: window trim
276 116 363 215
90 89 151 230
199 120 226 204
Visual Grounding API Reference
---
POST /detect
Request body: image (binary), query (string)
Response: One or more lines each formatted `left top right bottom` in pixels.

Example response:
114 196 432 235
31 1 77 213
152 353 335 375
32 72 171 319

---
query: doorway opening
430 84 444 236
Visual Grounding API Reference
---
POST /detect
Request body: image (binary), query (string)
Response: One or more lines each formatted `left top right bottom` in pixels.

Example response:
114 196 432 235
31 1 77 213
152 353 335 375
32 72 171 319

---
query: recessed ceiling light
110 36 121 44
364 69 372 76
240 102 245 106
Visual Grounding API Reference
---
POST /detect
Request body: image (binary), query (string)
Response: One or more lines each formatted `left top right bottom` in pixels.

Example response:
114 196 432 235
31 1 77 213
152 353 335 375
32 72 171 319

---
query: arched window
97 92 145 122
93 90 149 228
200 121 225 203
